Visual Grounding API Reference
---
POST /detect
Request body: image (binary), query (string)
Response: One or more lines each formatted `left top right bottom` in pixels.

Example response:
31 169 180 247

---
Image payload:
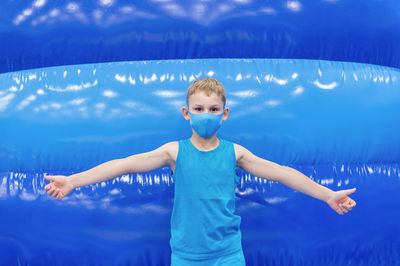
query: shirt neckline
188 138 223 153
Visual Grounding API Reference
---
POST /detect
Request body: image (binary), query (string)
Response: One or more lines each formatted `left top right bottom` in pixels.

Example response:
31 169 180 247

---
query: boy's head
182 77 229 138
186 77 226 109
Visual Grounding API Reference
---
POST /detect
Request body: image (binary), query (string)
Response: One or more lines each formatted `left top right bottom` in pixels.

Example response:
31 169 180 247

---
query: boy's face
182 91 229 124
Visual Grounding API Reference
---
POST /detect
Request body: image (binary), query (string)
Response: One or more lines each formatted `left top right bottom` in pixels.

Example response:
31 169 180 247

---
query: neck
190 133 219 149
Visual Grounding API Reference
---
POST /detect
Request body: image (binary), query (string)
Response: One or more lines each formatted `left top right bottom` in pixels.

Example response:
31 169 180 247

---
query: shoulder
161 140 179 164
232 142 257 168
232 142 246 165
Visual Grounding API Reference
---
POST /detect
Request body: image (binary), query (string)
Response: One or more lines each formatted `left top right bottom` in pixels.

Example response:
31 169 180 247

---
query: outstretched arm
44 141 174 200
234 144 357 215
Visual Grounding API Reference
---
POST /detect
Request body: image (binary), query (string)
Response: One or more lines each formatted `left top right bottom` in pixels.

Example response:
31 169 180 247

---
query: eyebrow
193 104 220 107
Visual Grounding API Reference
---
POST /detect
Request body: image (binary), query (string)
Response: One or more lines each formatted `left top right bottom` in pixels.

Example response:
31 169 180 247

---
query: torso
168 137 243 259
167 139 241 173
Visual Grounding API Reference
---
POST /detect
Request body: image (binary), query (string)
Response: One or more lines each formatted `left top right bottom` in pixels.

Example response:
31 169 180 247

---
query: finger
346 202 354 210
51 189 59 197
343 203 352 211
45 183 54 190
47 187 55 195
339 204 348 213
56 191 64 200
44 175 55 182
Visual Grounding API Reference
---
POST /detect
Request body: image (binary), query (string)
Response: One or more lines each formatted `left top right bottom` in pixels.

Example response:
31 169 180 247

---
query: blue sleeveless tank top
170 138 242 260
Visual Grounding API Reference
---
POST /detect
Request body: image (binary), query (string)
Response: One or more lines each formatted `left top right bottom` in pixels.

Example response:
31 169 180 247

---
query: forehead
189 91 223 106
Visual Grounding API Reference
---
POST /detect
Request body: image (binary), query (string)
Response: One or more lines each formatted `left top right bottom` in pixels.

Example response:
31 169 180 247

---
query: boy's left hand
325 188 357 215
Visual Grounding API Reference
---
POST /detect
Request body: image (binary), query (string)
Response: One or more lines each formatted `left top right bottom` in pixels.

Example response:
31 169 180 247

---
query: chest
174 152 236 198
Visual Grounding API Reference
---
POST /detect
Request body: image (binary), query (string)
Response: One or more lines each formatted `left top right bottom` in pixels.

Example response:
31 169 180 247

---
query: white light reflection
122 101 138 108
313 80 338 90
49 9 60 17
286 0 301 12
99 0 114 7
37 89 46 95
92 9 103 22
265 100 280 107
0 94 16 112
66 2 79 12
95 102 106 109
265 197 288 204
290 85 304 96
13 0 286 27
153 90 184 98
168 100 186 109
260 7 276 14
0 177 6 198
48 80 97 92
189 75 196 82
144 74 157 84
34 0 46 8
16 95 37 110
233 0 252 4
218 4 233 13
207 71 215 76
226 99 240 107
20 190 38 201
33 104 49 112
50 102 62 109
69 98 86 105
120 6 135 14
321 178 334 185
102 90 118 98
115 74 126 83
272 76 288 85
230 90 258 98
128 75 135 84
9 86 19 92
163 3 186 17
13 0 47 25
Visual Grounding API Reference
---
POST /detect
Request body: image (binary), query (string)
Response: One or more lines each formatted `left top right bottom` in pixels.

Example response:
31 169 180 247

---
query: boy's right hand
44 174 75 200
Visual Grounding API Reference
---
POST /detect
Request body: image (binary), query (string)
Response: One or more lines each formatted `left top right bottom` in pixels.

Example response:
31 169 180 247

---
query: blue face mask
188 109 224 138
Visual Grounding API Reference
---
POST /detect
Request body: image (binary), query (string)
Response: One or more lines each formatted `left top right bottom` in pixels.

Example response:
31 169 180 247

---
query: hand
325 188 357 215
44 174 75 200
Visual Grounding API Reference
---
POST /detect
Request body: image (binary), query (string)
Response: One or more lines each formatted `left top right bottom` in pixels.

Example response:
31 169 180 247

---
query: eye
195 107 202 111
212 108 219 112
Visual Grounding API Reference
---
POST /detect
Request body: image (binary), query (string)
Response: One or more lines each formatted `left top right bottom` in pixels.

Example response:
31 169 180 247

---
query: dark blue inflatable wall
1 1 400 265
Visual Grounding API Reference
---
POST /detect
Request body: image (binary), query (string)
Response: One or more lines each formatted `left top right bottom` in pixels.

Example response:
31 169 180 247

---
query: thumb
344 187 357 195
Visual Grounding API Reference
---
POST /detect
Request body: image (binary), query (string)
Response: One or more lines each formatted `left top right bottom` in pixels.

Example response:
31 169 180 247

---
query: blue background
0 0 399 265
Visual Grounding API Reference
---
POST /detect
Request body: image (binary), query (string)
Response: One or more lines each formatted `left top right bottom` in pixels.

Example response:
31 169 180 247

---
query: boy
44 77 357 266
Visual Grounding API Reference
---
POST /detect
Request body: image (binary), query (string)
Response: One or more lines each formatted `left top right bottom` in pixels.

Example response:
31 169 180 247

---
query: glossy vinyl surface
1 0 400 73
0 58 399 265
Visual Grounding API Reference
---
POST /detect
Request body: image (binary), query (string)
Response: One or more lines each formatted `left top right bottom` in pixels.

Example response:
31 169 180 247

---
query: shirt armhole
232 142 241 186
171 140 181 179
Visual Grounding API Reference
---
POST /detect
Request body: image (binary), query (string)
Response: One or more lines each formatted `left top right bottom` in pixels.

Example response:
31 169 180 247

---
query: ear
222 106 229 121
182 106 190 121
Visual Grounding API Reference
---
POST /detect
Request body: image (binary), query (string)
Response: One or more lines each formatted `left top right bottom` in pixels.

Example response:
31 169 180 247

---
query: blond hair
186 77 226 108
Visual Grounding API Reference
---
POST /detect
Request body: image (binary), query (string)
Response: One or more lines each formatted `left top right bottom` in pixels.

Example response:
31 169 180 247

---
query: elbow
271 165 292 183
